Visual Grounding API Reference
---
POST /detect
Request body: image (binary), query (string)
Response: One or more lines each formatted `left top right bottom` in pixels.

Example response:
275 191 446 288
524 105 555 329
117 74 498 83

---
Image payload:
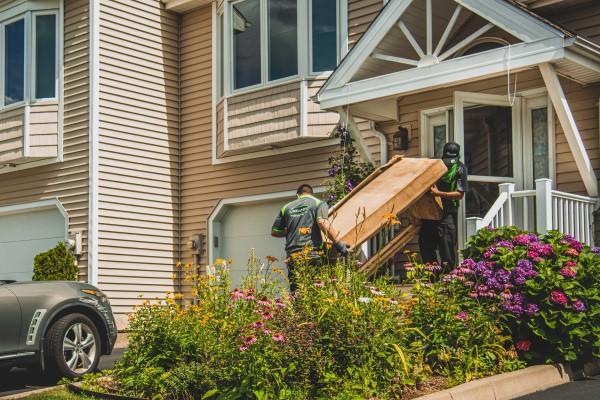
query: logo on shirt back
290 205 309 217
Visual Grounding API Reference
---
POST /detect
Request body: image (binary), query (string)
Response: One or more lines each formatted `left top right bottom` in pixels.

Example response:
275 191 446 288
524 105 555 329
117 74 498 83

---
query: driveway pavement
515 375 600 400
0 347 125 398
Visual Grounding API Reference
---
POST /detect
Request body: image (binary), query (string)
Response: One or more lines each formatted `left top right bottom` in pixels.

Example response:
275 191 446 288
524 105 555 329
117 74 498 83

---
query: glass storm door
454 93 522 246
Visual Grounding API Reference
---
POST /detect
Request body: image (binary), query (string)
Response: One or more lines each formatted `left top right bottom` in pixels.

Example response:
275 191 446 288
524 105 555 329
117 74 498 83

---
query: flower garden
83 228 599 400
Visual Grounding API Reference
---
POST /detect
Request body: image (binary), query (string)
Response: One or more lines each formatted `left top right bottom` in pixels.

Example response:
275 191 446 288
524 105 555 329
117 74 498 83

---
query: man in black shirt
272 184 349 290
419 142 468 270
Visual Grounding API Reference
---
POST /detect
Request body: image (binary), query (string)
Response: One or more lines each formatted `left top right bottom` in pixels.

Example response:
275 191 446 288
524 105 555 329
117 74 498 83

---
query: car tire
44 313 101 378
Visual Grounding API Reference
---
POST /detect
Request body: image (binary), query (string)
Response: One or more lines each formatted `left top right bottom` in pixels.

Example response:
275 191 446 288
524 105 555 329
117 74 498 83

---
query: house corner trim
88 0 100 286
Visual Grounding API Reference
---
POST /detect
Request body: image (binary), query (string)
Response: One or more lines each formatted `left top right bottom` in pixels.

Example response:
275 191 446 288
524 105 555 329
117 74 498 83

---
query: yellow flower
265 255 278 263
324 297 337 303
273 267 283 274
299 227 311 235
383 213 400 226
215 258 226 265
174 293 184 300
352 307 361 316
171 273 178 280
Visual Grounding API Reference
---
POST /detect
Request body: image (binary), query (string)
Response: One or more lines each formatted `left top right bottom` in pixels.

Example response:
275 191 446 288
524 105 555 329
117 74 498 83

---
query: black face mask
442 156 458 169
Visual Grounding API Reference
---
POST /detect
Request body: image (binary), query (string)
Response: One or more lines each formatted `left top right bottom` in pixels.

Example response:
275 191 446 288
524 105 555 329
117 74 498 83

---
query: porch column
539 63 598 197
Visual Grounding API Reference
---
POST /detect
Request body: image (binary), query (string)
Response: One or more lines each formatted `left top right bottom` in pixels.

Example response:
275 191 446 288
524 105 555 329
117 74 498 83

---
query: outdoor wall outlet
189 234 205 256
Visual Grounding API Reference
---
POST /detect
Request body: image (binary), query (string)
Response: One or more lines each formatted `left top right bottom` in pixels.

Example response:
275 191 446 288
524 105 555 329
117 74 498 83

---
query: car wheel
44 313 101 378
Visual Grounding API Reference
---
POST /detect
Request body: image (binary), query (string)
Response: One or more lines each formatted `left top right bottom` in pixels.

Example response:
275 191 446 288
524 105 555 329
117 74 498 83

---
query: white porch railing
466 178 599 245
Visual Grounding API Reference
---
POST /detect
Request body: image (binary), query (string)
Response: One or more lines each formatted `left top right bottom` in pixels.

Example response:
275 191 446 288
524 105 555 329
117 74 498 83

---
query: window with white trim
222 0 345 94
0 10 58 108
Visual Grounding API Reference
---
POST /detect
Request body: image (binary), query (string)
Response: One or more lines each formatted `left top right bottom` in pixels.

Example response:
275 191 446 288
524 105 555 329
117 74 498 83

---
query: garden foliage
101 250 522 400
32 241 77 281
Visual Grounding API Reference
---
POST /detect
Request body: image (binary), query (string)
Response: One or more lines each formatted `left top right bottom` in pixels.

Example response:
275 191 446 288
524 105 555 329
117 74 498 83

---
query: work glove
334 241 350 257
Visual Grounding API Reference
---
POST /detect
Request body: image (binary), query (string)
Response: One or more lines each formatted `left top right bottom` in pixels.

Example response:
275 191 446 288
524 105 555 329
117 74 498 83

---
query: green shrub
32 241 77 281
453 227 600 363
100 250 520 400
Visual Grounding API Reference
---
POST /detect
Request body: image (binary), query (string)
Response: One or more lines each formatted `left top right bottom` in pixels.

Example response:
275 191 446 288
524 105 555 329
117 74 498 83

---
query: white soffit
163 0 212 13
317 0 567 108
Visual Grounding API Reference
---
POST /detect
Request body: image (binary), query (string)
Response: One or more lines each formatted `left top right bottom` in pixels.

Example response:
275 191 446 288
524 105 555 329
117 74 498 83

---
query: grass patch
18 388 92 400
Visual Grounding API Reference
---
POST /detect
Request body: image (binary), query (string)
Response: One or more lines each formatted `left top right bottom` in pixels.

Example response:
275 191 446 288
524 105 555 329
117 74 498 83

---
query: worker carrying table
271 184 349 291
418 142 468 270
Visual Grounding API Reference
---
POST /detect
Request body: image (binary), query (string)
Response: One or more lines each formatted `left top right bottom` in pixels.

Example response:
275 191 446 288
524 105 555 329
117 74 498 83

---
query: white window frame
0 13 28 109
308 0 343 75
521 89 555 188
0 5 61 110
31 10 59 102
222 0 347 96
420 105 454 158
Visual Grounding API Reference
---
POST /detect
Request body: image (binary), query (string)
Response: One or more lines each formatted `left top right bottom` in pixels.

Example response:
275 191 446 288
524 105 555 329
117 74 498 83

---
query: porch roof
315 0 600 121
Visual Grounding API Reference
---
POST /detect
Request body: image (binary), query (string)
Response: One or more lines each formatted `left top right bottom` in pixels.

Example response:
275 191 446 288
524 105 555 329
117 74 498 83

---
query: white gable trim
455 0 561 42
320 0 564 95
323 0 413 90
319 37 566 109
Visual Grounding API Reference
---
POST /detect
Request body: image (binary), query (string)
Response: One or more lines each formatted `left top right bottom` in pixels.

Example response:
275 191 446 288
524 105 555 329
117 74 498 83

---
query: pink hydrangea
516 339 531 352
565 248 579 258
550 290 568 305
559 267 576 278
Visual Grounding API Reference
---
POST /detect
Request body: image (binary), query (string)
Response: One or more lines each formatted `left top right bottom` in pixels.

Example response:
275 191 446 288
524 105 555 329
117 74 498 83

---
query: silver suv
0 280 117 378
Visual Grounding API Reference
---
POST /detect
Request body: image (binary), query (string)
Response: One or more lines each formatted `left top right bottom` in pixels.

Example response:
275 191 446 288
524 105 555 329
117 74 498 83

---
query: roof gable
320 0 565 96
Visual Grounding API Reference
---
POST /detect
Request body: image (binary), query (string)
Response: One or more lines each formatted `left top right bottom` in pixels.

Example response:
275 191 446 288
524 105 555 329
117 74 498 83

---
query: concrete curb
0 385 65 399
414 360 600 400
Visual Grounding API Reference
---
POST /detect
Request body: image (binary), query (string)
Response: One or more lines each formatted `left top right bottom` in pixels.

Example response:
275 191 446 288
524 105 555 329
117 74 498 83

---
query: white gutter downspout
88 0 100 286
369 121 388 165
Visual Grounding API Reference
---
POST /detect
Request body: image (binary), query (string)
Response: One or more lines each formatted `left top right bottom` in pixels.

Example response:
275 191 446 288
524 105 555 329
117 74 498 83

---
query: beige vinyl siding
219 79 341 155
307 79 341 138
348 0 383 49
227 82 301 151
0 0 90 278
0 106 25 163
97 0 179 321
553 79 600 195
28 104 59 159
181 5 382 271
544 2 600 45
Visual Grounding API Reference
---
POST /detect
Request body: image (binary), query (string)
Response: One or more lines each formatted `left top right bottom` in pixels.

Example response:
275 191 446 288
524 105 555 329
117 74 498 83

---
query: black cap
442 142 460 158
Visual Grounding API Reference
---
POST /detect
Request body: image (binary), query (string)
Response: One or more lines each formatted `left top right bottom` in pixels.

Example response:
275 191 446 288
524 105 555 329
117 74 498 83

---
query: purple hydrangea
592 247 600 255
524 303 539 316
496 240 514 250
572 300 586 312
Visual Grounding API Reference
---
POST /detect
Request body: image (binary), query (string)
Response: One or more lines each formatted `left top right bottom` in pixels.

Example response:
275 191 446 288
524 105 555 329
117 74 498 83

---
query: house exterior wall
180 2 382 270
97 0 180 323
0 0 90 278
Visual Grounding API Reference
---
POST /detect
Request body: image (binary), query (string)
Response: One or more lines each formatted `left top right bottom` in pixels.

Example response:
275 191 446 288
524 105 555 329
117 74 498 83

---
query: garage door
220 199 293 289
0 206 67 282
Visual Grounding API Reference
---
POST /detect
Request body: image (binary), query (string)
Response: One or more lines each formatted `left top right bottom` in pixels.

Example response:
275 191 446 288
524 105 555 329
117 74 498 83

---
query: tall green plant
324 126 374 205
32 241 77 281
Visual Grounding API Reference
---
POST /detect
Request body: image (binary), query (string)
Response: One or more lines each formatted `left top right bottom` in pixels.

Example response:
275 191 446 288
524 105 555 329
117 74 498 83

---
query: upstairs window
225 0 345 93
1 11 58 108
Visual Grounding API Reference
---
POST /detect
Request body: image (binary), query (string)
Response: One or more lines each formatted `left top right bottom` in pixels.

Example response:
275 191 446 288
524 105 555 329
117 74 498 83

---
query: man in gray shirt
271 184 349 290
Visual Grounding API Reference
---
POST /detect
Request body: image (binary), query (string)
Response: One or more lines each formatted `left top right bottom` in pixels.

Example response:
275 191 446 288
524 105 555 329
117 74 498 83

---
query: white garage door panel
0 209 66 282
221 199 291 289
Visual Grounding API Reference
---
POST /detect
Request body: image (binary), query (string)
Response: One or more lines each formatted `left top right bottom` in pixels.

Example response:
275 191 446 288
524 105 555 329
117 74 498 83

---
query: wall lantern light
393 126 409 151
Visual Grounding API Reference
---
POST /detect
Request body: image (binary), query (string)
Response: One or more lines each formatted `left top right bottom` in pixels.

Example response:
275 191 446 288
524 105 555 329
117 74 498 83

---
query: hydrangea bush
455 227 600 363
